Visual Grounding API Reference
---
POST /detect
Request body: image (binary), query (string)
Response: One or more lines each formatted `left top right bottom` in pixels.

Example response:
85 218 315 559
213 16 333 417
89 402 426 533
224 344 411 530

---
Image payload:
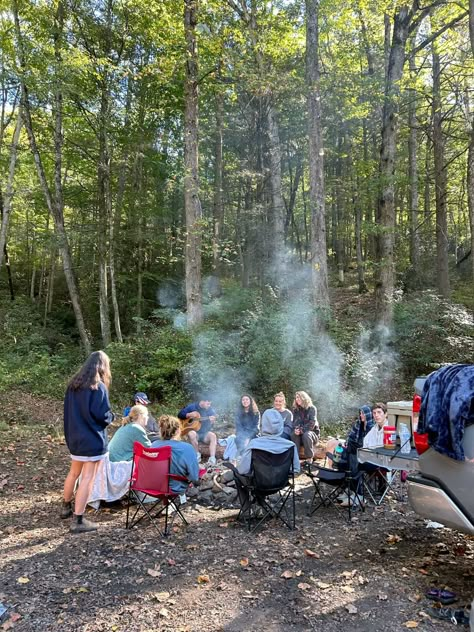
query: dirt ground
0 410 473 632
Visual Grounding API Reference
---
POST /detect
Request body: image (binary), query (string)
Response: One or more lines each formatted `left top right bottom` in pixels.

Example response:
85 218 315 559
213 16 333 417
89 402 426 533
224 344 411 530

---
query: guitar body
180 417 202 436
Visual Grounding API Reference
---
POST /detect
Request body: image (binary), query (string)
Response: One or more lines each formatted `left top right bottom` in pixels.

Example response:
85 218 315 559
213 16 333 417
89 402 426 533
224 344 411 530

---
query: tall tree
184 0 203 326
13 0 91 354
306 0 329 312
468 0 474 280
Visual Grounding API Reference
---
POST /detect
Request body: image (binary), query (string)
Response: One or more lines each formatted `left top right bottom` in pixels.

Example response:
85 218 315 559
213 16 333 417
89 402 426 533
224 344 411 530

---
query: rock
199 478 214 492
186 487 199 498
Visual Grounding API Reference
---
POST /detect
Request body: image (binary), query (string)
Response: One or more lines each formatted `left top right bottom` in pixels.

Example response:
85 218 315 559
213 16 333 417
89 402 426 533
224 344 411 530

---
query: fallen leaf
317 582 331 590
76 587 89 593
295 570 303 577
304 549 319 558
147 569 161 578
0 479 8 490
280 570 294 579
240 558 249 567
298 583 311 591
155 592 170 603
17 577 29 584
159 608 169 618
167 558 176 566
346 604 358 614
419 569 429 575
386 534 402 544
197 575 210 584
378 593 388 601
403 622 419 628
341 586 355 593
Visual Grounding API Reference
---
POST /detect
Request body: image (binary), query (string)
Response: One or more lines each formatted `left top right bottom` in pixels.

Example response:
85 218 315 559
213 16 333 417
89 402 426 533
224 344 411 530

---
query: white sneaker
196 451 202 462
208 456 217 466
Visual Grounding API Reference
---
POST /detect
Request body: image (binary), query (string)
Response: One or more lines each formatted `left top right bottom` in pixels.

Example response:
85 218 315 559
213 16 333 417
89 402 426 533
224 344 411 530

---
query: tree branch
409 10 468 55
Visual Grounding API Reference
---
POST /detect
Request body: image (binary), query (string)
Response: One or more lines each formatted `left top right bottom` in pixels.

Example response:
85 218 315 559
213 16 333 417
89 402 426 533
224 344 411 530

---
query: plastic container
383 425 397 449
414 431 429 455
399 423 411 454
387 401 415 447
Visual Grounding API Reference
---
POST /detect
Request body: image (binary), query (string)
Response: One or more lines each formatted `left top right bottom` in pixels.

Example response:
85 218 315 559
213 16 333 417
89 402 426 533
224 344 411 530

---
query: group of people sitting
60 349 390 533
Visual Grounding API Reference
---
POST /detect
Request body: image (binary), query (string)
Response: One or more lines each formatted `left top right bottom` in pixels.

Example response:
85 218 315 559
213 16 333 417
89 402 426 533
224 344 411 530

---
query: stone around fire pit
187 462 238 507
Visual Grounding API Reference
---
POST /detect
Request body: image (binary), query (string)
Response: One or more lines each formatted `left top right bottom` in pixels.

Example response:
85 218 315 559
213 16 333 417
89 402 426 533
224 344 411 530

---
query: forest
1 0 474 422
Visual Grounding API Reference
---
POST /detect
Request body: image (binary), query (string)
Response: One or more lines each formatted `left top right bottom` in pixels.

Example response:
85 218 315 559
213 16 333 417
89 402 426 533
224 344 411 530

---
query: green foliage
106 321 193 407
394 291 474 378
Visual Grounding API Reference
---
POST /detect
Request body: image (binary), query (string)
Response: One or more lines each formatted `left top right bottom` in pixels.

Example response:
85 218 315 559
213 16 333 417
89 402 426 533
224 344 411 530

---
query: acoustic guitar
179 415 212 437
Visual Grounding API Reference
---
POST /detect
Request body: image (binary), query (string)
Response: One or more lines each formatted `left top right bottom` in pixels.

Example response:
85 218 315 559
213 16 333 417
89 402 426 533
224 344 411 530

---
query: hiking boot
69 515 98 534
60 500 73 519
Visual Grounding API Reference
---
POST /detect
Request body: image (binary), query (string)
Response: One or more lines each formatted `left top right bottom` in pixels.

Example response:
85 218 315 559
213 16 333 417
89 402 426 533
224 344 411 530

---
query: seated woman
109 404 151 462
235 395 260 456
326 404 374 469
291 391 320 462
152 415 200 495
272 392 293 439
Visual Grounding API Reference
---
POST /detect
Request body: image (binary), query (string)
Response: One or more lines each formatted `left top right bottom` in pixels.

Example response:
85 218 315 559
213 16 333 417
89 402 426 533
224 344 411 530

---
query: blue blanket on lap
418 364 474 461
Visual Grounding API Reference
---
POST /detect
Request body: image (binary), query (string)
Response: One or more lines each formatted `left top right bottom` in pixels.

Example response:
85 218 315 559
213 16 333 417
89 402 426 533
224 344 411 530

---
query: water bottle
400 423 411 455
334 442 344 463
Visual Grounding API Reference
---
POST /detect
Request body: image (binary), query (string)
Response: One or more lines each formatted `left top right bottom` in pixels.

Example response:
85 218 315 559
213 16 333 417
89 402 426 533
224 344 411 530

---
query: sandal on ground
426 606 469 626
426 588 457 605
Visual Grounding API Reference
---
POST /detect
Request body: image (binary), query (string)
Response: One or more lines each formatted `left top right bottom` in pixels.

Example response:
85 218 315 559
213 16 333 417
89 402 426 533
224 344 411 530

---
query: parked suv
407 376 474 535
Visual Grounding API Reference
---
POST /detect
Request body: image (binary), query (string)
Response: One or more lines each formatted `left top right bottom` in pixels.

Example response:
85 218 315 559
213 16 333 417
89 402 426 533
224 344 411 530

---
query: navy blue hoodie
64 382 113 457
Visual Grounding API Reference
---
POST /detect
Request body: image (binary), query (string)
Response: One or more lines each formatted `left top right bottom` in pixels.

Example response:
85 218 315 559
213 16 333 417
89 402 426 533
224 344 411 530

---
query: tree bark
0 107 22 271
306 0 330 313
184 0 203 327
13 0 91 354
408 40 420 278
375 7 412 325
432 43 450 297
212 84 224 275
468 0 474 280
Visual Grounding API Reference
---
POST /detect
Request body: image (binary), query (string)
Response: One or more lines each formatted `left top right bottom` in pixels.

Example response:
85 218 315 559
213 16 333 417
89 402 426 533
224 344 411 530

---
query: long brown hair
68 350 111 391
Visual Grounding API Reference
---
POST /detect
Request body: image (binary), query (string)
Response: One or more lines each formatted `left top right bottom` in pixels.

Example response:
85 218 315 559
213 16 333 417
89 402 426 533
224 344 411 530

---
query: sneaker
340 497 364 508
336 493 349 502
208 456 217 466
69 515 98 534
426 607 470 625
60 500 73 519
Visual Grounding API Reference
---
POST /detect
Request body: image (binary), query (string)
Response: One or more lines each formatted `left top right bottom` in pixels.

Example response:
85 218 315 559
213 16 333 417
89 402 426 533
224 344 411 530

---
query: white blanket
87 453 131 509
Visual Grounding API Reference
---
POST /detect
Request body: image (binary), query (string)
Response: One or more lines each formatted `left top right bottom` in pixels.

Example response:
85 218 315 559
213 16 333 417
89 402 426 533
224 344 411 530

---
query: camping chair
126 442 189 536
306 464 365 521
227 448 296 533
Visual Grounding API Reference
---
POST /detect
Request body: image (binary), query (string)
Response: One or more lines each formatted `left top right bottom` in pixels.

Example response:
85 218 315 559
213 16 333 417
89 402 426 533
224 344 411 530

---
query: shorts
70 453 107 462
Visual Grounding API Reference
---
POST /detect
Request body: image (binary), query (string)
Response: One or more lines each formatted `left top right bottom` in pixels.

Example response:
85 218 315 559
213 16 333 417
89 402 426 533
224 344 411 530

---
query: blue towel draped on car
418 364 474 461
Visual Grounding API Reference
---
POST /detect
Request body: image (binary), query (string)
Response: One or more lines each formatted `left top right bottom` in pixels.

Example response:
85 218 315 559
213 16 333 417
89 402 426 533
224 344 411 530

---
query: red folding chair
126 442 189 536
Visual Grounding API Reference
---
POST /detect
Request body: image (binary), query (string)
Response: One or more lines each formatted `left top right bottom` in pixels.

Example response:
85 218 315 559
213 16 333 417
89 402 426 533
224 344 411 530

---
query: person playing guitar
178 395 217 466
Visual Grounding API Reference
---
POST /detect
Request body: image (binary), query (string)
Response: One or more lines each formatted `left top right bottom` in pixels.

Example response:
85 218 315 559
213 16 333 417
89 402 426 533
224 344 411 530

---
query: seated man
123 392 159 437
151 415 200 497
178 395 217 465
326 405 374 470
339 402 389 507
235 409 300 513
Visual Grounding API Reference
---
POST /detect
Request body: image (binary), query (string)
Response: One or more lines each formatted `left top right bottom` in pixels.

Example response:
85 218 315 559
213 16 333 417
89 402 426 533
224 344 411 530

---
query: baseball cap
134 392 150 405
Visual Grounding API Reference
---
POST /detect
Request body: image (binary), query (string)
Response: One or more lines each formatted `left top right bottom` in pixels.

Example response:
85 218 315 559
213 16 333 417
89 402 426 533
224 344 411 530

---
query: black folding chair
226 448 296 533
363 467 405 505
306 464 365 521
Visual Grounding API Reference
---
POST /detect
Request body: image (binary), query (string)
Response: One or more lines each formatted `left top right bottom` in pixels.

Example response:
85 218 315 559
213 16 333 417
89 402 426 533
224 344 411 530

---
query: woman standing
291 391 319 462
109 404 151 462
61 351 114 533
235 395 260 455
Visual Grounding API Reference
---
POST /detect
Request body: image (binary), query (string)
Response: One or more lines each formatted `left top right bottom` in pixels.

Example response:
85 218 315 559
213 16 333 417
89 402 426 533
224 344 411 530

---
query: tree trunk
212 83 224 275
306 0 330 313
0 107 22 271
13 0 91 354
468 0 474 280
408 41 420 277
432 44 450 297
184 0 203 327
374 7 412 325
